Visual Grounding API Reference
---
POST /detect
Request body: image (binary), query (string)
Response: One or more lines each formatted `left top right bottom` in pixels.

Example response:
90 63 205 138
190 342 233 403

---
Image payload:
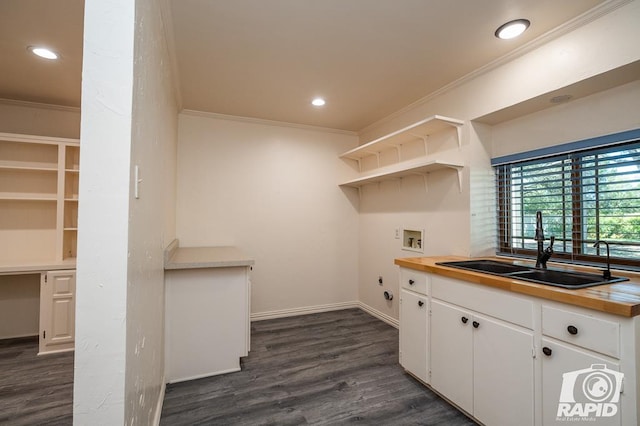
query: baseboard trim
152 378 166 426
357 302 399 329
251 301 359 322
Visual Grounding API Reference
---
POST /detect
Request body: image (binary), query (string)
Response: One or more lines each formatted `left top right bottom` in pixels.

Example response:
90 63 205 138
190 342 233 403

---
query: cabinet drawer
432 275 533 329
542 306 620 358
400 268 428 295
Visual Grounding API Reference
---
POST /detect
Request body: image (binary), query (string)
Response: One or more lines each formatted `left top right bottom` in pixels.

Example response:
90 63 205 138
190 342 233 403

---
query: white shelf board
0 195 57 201
339 157 463 188
0 164 58 172
340 115 463 160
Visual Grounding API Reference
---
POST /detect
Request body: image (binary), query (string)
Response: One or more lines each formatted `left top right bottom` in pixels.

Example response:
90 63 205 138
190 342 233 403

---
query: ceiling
0 0 612 132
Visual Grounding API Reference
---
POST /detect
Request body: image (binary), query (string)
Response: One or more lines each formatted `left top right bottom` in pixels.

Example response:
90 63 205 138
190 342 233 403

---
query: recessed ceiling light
311 98 326 107
495 19 530 40
28 46 59 60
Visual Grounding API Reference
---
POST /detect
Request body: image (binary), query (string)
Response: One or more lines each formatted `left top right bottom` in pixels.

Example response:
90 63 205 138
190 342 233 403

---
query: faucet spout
593 240 612 280
535 211 554 268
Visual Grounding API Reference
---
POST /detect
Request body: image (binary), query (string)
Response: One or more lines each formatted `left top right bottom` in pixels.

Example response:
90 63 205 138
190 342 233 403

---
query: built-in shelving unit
339 115 464 191
0 133 80 267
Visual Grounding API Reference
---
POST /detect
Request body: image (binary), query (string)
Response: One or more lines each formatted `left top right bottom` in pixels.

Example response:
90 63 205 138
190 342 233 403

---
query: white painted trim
180 109 358 136
251 301 359 322
167 368 241 384
152 379 166 426
357 0 632 137
357 302 399 329
0 132 80 145
0 98 80 113
37 347 74 356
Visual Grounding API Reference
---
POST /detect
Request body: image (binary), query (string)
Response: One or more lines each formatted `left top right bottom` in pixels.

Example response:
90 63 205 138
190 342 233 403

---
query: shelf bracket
455 125 462 149
375 152 381 168
447 165 463 193
422 174 429 194
356 158 362 173
394 145 402 162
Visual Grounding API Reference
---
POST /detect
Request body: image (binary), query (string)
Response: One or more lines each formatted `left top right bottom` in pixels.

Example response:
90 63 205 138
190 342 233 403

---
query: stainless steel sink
436 260 629 289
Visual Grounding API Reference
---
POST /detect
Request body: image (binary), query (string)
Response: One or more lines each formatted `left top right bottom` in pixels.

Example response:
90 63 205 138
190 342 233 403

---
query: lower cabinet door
473 314 534 426
430 299 473 414
399 289 428 383
541 338 621 426
39 270 76 354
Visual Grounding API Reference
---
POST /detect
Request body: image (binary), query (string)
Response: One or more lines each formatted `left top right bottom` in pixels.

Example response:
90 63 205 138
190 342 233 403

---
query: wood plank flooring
0 337 74 425
161 308 476 425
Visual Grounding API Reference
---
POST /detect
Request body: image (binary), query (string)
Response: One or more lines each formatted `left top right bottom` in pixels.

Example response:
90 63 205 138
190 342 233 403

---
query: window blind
495 140 640 268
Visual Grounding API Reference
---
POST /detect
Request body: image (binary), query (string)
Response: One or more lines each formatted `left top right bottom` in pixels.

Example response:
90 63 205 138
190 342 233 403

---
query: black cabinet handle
567 325 578 335
542 347 552 356
409 279 415 285
418 300 424 307
461 316 468 324
472 321 480 329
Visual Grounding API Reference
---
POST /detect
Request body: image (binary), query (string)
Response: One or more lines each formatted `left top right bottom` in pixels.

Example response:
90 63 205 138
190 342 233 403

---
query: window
495 140 640 268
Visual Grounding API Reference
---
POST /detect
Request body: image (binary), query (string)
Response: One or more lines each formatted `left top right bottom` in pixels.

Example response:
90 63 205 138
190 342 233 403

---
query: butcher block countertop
164 240 254 270
395 256 640 317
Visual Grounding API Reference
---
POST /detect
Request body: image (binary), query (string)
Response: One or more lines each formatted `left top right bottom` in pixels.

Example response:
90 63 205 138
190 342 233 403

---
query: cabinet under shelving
338 115 464 191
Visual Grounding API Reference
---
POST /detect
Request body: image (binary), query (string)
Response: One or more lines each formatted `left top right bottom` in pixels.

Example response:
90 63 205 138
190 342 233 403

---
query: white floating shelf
340 115 464 161
339 157 463 189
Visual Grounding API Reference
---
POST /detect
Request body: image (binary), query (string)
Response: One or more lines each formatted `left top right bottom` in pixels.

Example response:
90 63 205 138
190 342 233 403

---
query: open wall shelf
0 133 80 267
338 115 464 192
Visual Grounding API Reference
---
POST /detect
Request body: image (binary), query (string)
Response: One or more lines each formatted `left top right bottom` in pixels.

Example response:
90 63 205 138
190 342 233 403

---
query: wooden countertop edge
395 256 640 318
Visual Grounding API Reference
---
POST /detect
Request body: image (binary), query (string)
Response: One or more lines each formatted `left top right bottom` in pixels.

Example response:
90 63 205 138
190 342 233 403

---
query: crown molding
358 0 633 137
181 109 358 136
0 98 80 113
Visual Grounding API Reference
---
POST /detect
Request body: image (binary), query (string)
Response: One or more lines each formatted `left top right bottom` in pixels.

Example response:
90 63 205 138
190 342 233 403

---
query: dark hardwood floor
0 309 475 425
0 337 74 425
161 309 476 425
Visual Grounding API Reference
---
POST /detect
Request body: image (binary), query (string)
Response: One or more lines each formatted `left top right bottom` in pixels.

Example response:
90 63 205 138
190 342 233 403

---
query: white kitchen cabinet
430 299 534 425
397 260 640 426
540 338 621 426
430 300 473 412
540 303 627 426
39 270 75 354
399 288 428 383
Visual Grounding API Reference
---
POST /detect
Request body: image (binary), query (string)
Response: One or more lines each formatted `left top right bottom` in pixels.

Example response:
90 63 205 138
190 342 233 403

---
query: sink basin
436 260 629 289
436 259 531 275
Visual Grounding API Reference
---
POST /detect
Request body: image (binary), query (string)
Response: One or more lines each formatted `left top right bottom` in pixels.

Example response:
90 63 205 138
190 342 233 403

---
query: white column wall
125 0 178 424
73 0 135 424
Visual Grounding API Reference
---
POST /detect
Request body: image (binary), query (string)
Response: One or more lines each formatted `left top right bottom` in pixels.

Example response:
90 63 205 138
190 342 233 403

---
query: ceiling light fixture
495 19 530 40
28 46 59 60
311 98 326 107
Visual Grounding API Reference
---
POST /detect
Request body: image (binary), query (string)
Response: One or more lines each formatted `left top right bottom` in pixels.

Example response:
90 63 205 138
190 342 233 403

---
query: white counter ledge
164 241 254 270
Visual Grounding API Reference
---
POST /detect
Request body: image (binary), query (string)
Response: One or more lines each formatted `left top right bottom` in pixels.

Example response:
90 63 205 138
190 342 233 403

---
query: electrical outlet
395 228 400 239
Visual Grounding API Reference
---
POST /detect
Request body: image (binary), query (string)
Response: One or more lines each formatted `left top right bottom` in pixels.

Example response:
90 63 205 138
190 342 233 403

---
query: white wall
176 113 359 316
125 0 178 423
74 0 135 424
491 80 640 158
0 100 80 139
0 274 40 339
356 0 640 321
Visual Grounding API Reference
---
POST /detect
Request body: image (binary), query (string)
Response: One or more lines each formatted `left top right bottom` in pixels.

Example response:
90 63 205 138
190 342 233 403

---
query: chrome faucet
593 240 612 280
535 211 555 269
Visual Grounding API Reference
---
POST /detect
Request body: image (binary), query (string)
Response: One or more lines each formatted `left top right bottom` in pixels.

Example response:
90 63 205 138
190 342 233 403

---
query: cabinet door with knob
399 289 429 383
39 270 75 354
540 338 621 426
430 299 534 425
